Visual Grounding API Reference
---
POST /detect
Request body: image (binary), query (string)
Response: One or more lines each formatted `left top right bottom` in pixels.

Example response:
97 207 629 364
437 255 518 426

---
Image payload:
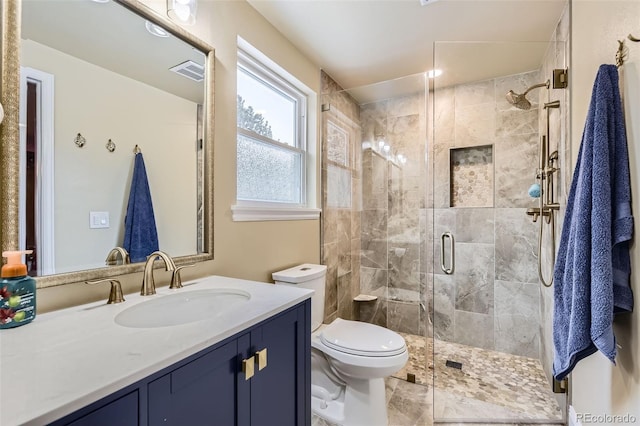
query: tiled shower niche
450 145 494 208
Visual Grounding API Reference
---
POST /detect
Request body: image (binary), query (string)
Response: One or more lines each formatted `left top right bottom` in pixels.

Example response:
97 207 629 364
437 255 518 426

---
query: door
19 66 55 275
431 40 568 422
148 340 239 425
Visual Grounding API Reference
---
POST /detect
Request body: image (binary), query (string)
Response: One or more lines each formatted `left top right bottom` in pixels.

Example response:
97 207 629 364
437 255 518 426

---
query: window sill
231 204 321 222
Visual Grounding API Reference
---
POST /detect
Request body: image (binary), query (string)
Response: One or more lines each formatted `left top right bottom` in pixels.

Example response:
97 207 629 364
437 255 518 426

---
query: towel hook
616 39 628 68
133 144 142 154
74 133 86 148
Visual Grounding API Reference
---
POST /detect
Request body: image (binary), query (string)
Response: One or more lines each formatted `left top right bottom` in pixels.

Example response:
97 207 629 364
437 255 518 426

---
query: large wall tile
388 243 421 301
434 87 455 142
388 300 420 335
434 274 455 341
495 313 540 358
454 102 496 147
495 208 538 283
496 108 539 137
323 242 338 320
388 93 422 117
455 243 495 315
433 141 453 208
455 79 495 106
360 266 388 296
495 133 539 208
453 310 494 350
359 298 387 328
455 208 494 243
337 272 354 320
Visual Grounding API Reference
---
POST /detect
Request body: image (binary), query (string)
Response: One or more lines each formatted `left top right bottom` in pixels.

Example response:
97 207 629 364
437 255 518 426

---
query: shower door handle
440 232 455 275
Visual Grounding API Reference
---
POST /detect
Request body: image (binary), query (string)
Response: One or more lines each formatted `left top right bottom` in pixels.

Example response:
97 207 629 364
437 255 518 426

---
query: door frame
19 66 55 275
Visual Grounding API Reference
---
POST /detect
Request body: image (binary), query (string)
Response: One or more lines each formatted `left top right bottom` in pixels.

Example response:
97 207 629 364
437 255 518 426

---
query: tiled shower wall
359 92 428 337
538 3 570 384
321 71 362 323
432 70 542 358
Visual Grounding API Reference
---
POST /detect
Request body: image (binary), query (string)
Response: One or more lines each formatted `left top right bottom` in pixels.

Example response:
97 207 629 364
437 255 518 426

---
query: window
233 46 319 221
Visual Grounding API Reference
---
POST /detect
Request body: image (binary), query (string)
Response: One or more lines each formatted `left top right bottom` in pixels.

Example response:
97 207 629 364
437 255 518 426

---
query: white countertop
0 275 313 426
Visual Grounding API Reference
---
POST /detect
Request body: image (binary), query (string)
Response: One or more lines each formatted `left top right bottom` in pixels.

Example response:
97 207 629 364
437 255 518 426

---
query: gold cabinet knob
242 357 255 380
255 348 267 371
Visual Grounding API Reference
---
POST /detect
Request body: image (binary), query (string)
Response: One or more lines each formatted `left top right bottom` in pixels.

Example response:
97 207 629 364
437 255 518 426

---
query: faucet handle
86 279 125 304
170 264 196 289
105 247 130 266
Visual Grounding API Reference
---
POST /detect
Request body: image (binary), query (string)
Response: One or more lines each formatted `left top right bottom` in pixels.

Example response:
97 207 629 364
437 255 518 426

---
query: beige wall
37 0 321 312
22 39 198 273
571 0 640 422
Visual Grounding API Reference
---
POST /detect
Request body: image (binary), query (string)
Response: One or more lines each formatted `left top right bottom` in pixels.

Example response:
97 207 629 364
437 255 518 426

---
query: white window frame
233 45 320 222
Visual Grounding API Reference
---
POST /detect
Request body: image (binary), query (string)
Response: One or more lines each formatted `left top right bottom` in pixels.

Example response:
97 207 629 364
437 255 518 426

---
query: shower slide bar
534 100 561 287
511 78 564 288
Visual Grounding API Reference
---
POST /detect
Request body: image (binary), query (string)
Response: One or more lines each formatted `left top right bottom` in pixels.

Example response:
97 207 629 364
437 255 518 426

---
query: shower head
505 80 550 110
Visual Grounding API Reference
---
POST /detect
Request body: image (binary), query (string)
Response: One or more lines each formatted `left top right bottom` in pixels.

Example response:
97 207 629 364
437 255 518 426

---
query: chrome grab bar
440 232 455 275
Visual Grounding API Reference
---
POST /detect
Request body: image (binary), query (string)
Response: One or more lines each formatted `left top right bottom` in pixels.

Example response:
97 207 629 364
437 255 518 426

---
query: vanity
0 276 312 426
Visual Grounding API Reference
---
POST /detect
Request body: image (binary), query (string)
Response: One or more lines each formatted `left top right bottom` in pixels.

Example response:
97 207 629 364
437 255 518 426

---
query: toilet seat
319 318 406 357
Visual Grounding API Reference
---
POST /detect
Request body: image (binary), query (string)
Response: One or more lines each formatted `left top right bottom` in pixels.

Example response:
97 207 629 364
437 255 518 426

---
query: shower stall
320 11 570 423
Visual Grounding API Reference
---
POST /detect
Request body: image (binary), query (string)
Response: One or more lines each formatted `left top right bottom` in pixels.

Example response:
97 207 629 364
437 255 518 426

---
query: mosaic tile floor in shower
393 333 563 421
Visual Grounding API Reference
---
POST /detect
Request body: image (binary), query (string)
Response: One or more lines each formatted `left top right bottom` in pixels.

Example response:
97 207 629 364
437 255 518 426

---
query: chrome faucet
105 247 130 266
141 251 176 296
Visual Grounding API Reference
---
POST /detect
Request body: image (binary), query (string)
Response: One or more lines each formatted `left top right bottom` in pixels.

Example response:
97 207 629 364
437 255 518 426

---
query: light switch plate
89 211 110 229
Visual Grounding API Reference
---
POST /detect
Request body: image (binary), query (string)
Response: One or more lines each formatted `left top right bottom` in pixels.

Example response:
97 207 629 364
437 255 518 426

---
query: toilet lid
320 318 406 357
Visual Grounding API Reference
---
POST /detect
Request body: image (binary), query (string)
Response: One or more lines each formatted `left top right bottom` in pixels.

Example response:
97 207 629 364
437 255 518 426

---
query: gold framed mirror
0 0 214 288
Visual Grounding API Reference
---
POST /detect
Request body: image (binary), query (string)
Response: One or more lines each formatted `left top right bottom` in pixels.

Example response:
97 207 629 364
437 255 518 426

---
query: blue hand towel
553 65 634 380
123 153 159 263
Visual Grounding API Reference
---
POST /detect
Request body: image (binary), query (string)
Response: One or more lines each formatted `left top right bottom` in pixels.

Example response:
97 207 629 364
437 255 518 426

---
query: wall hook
616 39 628 68
74 133 86 148
106 139 116 152
628 34 640 42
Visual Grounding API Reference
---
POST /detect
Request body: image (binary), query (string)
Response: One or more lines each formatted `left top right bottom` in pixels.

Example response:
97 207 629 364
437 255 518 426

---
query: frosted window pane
237 134 302 204
238 68 296 146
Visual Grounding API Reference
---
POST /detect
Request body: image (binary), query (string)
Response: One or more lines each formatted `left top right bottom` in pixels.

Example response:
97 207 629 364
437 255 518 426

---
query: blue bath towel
553 65 634 380
123 153 159 263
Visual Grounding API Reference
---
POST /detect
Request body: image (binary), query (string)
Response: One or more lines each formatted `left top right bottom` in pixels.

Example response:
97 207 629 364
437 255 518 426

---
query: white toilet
273 264 408 426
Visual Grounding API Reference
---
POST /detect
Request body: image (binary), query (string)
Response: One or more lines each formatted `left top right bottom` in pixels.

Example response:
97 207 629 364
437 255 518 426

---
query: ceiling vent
170 60 204 82
419 0 440 5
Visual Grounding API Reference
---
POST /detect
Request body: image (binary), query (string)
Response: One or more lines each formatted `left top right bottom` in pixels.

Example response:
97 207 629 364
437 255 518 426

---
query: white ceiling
247 0 567 100
21 0 206 103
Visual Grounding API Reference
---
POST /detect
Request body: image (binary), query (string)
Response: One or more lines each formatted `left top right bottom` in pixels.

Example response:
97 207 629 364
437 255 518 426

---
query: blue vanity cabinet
238 302 311 426
50 300 310 426
152 302 311 426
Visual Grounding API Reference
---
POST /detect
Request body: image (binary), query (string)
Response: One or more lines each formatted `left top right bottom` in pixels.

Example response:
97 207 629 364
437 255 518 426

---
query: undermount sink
115 288 251 328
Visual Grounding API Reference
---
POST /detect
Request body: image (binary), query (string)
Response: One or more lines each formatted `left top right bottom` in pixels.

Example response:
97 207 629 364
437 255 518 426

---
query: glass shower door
430 41 567 422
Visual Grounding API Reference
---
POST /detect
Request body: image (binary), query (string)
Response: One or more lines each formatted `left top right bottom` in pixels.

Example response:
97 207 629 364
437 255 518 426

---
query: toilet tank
272 264 326 332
